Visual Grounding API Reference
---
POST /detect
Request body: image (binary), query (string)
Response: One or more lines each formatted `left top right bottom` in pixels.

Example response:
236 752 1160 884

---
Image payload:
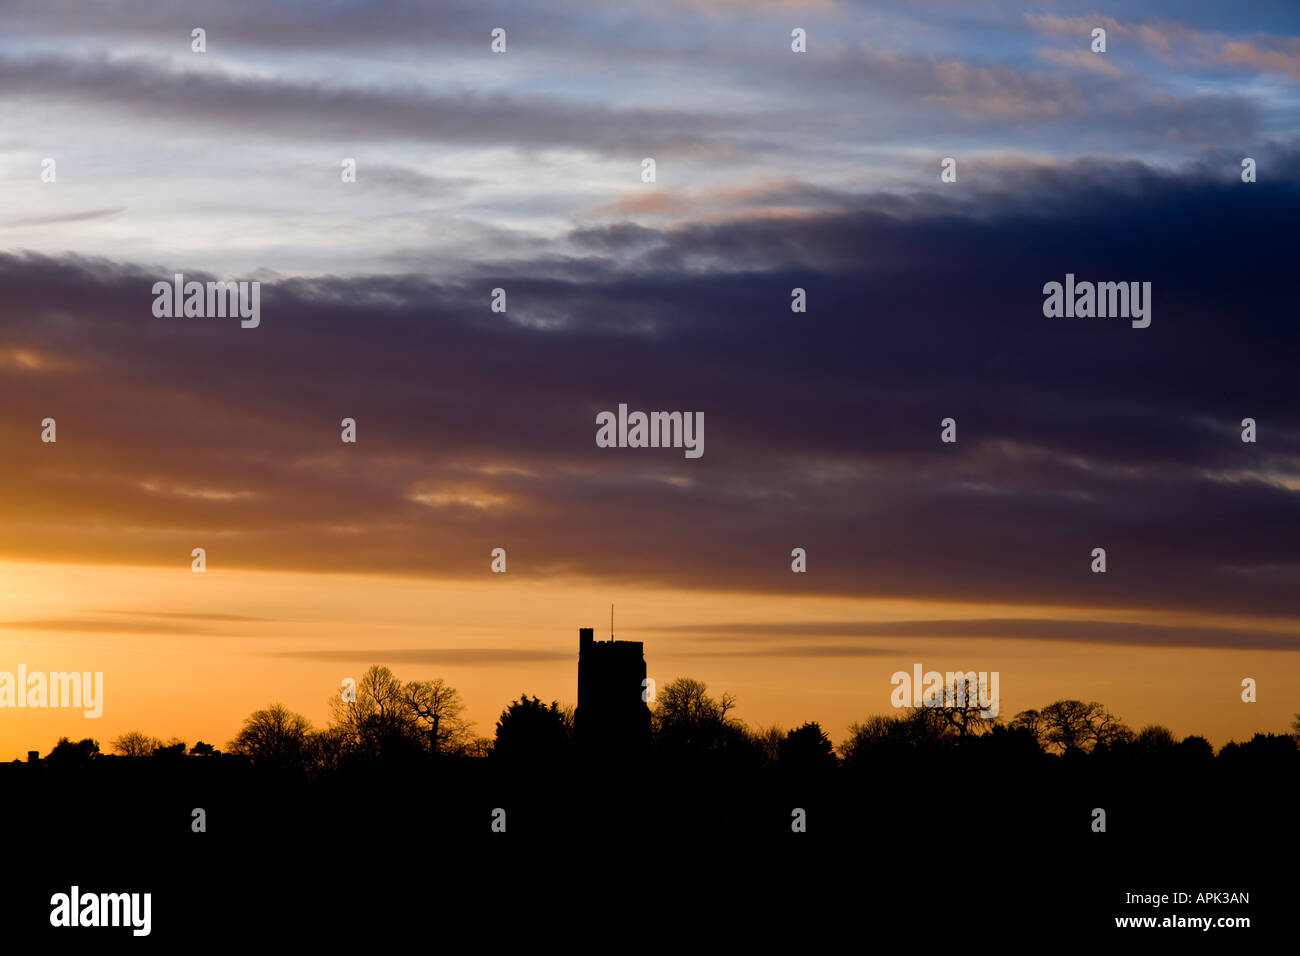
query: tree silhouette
1218 732 1299 766
404 678 473 755
1037 700 1104 753
751 724 785 770
304 727 349 774
1087 708 1132 748
1009 709 1044 747
493 694 570 763
651 677 761 772
329 665 417 756
839 715 910 767
229 703 313 771
46 736 99 767
326 665 470 759
899 706 956 748
654 678 735 727
1133 725 1177 758
1175 735 1213 762
17 671 1297 822
152 738 187 759
652 678 734 753
777 722 838 776
110 731 162 757
926 674 993 737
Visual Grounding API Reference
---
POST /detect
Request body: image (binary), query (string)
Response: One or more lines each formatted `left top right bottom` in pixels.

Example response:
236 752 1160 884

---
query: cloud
1 150 1298 621
587 178 850 220
8 208 126 227
0 53 736 157
0 618 233 636
680 644 903 657
1033 47 1124 77
267 648 573 665
1217 38 1300 78
1024 12 1300 78
649 619 1300 651
84 610 274 622
1023 14 1127 37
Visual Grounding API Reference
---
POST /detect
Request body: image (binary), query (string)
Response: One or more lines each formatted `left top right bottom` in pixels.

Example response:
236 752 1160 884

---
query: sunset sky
3 0 1299 760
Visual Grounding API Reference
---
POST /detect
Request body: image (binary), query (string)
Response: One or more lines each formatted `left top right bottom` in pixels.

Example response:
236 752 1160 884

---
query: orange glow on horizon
2 559 1298 760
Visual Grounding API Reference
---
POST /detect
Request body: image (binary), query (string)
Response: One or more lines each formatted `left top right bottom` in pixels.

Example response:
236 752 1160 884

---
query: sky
2 0 1299 759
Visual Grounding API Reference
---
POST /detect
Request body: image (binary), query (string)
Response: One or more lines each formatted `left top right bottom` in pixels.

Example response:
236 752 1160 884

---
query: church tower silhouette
574 618 651 753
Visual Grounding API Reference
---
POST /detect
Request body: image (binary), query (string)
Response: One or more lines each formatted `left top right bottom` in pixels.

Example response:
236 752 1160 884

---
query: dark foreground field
7 748 1288 944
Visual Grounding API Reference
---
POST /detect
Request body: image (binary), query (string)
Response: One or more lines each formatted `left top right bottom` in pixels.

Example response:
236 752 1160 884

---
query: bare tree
304 727 349 774
839 715 901 762
1134 724 1177 755
838 712 949 768
752 724 786 769
652 678 748 761
228 703 313 770
110 730 162 757
900 705 954 746
328 665 418 754
653 678 736 731
331 665 404 727
404 678 473 755
926 674 994 737
1088 708 1133 748
1039 700 1101 753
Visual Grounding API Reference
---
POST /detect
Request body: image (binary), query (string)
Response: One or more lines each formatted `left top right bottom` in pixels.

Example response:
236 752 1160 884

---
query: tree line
28 664 1300 773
